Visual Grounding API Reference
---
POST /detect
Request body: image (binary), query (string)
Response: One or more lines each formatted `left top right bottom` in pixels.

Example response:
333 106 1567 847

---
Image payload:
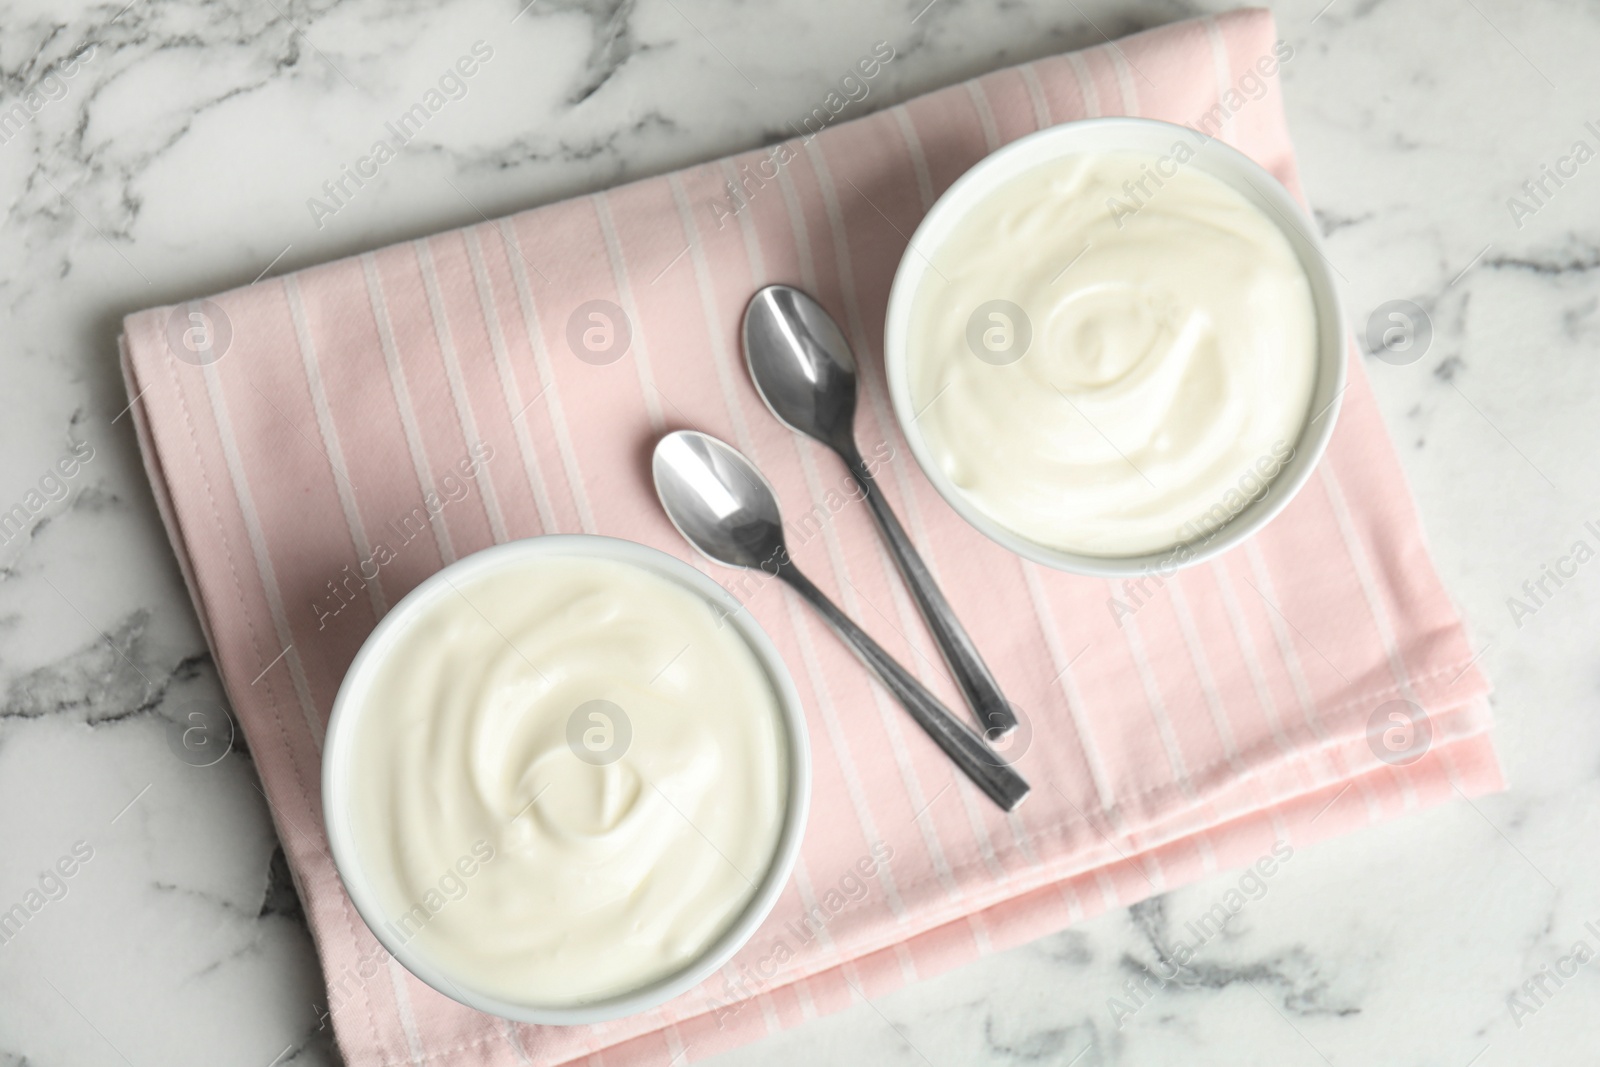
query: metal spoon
743 284 1018 739
652 431 1029 812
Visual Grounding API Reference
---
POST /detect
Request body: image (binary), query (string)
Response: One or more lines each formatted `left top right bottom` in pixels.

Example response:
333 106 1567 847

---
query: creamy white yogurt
345 553 789 1007
906 150 1317 557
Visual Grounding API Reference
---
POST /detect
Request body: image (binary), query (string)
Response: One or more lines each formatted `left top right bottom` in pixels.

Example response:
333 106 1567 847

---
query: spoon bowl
743 286 860 450
652 430 786 572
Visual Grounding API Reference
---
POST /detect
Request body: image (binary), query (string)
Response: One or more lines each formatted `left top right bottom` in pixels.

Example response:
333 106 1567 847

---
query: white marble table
2 0 1596 1063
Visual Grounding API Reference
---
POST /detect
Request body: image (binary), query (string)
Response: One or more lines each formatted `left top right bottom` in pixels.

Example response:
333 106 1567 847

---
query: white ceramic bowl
322 534 811 1025
884 117 1347 578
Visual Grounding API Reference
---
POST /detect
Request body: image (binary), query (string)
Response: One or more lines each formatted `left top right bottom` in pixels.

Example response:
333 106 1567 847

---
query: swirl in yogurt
907 150 1317 557
346 554 788 1006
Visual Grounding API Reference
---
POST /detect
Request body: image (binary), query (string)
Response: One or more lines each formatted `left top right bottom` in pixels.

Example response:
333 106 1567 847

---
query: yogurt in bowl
323 535 810 1025
885 118 1347 576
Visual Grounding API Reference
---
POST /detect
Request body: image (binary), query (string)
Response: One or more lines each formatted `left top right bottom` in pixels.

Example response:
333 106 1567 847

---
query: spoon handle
843 450 1019 739
779 565 1030 812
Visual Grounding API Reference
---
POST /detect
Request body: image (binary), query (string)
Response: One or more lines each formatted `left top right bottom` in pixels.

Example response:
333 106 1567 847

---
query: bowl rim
883 116 1348 579
321 533 812 1026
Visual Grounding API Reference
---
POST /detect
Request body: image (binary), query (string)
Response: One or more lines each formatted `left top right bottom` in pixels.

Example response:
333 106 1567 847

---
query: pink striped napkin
120 8 1499 1065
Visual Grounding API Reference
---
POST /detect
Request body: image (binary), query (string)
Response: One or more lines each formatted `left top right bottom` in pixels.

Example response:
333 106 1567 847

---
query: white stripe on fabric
967 913 993 954
1093 868 1119 912
1142 847 1167 891
787 590 909 918
499 223 599 534
721 159 768 282
1244 542 1331 745
1168 578 1285 825
773 162 819 293
1243 541 1384 822
360 253 456 563
666 174 759 454
414 238 510 544
953 779 1009 881
1207 556 1300 762
756 991 780 1034
1222 535 1385 808
1108 46 1140 114
1019 63 1054 129
1067 53 1100 116
591 191 666 431
1268 807 1292 846
1057 876 1086 923
1317 461 1422 808
893 941 920 985
1020 561 1118 815
1202 16 1236 143
384 959 427 1066
1167 580 1245 774
463 227 559 534
198 362 325 747
662 1025 688 1065
1117 600 1197 798
1318 461 1416 697
964 80 1002 152
1192 829 1218 874
282 275 388 620
788 859 844 962
890 107 936 210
